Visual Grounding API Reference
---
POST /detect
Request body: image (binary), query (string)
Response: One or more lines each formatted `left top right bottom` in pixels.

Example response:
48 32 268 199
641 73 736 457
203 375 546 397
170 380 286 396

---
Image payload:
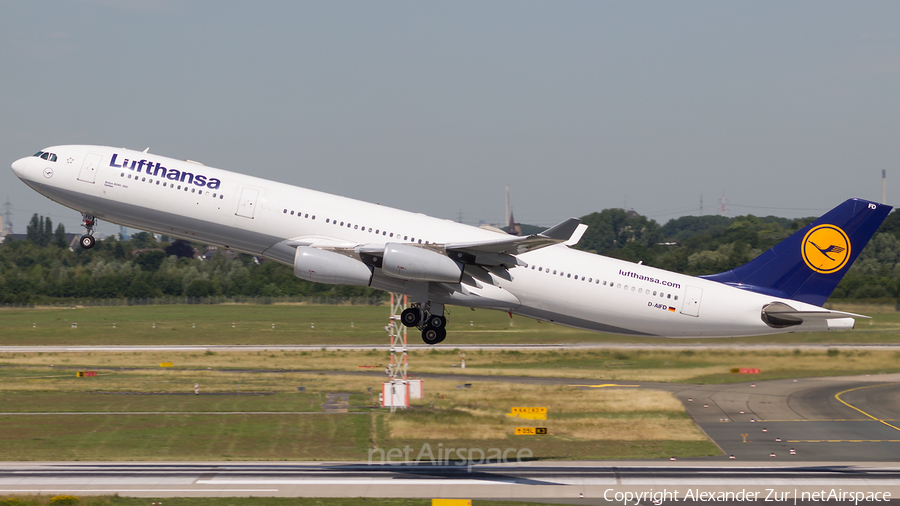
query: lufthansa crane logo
801 224 851 274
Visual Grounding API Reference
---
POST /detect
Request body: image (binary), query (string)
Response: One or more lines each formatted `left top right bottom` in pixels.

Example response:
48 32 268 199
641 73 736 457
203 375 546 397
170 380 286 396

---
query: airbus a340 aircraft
11 146 892 344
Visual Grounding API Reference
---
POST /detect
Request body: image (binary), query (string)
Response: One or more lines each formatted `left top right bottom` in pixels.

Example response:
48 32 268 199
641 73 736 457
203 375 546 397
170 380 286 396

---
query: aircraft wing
279 218 586 293
445 218 583 261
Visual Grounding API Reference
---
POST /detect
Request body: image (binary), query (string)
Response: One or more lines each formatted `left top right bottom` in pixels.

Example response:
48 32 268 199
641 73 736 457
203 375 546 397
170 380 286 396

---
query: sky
2 1 899 237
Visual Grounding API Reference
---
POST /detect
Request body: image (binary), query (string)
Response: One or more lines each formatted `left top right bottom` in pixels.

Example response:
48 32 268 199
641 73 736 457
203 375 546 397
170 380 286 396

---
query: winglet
539 218 582 241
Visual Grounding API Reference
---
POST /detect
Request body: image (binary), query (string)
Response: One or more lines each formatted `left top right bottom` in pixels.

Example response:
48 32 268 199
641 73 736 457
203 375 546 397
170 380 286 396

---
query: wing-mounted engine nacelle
382 243 464 283
293 246 374 286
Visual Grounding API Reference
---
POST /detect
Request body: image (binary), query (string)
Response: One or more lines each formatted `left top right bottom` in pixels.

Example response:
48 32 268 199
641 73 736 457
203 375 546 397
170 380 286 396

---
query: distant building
505 185 521 236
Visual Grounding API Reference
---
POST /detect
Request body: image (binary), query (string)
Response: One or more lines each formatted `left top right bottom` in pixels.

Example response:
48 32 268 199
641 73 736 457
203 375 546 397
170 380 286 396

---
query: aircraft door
77 153 102 183
680 286 702 317
236 188 259 219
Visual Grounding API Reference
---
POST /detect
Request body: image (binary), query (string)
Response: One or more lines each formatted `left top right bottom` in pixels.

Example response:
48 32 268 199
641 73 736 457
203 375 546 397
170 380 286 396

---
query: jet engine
381 243 464 283
293 246 373 286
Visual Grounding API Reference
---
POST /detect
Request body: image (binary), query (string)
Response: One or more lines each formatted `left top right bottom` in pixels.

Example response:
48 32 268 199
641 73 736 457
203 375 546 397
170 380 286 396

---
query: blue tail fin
701 198 892 306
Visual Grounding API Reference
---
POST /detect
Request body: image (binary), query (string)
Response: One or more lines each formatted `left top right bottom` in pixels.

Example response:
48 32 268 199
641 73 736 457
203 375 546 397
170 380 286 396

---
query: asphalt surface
1 461 900 502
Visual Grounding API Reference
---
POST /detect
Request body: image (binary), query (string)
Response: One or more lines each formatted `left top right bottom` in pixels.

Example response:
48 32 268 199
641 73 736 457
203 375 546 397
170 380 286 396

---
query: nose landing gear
80 214 96 249
401 305 448 345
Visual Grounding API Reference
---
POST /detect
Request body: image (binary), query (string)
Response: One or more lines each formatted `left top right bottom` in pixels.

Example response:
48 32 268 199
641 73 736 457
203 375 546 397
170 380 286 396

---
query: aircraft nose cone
11 157 29 179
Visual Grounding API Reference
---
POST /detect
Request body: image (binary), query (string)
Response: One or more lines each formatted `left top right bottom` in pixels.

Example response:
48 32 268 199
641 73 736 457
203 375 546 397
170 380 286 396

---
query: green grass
0 412 372 460
3 303 900 346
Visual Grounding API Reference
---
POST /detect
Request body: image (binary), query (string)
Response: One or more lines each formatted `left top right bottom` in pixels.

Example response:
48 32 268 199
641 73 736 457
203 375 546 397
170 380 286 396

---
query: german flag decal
668 306 676 312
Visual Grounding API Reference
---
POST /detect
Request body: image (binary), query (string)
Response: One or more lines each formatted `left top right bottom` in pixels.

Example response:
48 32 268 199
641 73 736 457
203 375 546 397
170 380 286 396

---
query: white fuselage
11 145 845 337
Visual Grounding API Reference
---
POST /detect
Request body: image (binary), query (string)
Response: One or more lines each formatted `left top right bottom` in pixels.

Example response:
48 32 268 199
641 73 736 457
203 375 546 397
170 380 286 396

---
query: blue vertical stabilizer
701 198 892 306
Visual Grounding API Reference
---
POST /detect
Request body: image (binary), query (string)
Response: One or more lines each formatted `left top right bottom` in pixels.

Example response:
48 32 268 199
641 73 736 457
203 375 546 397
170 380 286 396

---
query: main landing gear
80 214 96 249
401 304 447 345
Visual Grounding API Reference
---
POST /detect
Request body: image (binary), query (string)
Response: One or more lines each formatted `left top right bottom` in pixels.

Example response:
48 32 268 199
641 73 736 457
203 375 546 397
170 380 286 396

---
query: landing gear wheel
401 307 421 327
421 327 446 345
79 235 95 249
426 314 446 329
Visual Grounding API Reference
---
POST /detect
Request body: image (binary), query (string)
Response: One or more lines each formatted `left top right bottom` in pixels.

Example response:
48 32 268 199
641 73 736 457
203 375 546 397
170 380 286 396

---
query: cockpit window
40 152 49 160
34 151 44 157
36 152 57 162
49 154 57 162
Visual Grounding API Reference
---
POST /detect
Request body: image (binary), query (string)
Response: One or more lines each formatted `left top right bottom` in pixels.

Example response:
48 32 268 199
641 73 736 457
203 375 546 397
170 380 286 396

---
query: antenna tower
718 191 729 216
2 196 12 234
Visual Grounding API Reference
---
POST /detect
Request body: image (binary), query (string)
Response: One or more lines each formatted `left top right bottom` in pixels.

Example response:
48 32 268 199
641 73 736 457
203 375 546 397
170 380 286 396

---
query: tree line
1 209 897 305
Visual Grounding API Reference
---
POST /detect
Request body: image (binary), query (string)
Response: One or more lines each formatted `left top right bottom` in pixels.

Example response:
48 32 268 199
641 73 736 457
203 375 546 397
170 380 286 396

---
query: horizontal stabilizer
761 302 867 328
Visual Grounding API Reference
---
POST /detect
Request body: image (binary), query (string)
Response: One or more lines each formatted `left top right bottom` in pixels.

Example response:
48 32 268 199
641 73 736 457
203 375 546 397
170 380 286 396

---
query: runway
0 461 899 502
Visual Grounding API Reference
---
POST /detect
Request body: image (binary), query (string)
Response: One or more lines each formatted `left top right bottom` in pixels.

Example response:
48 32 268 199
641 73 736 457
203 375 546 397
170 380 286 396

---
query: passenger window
602 281 606 286
368 228 372 232
667 294 671 299
632 287 635 292
192 188 196 193
567 274 571 278
653 291 657 296
404 236 408 240
617 284 621 289
291 211 294 215
418 239 422 244
220 195 224 199
624 285 628 290
305 214 309 218
340 222 344 226
588 278 592 282
390 233 394 237
283 209 288 214
354 225 358 229
311 215 315 219
638 288 642 294
674 295 679 300
156 181 160 185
